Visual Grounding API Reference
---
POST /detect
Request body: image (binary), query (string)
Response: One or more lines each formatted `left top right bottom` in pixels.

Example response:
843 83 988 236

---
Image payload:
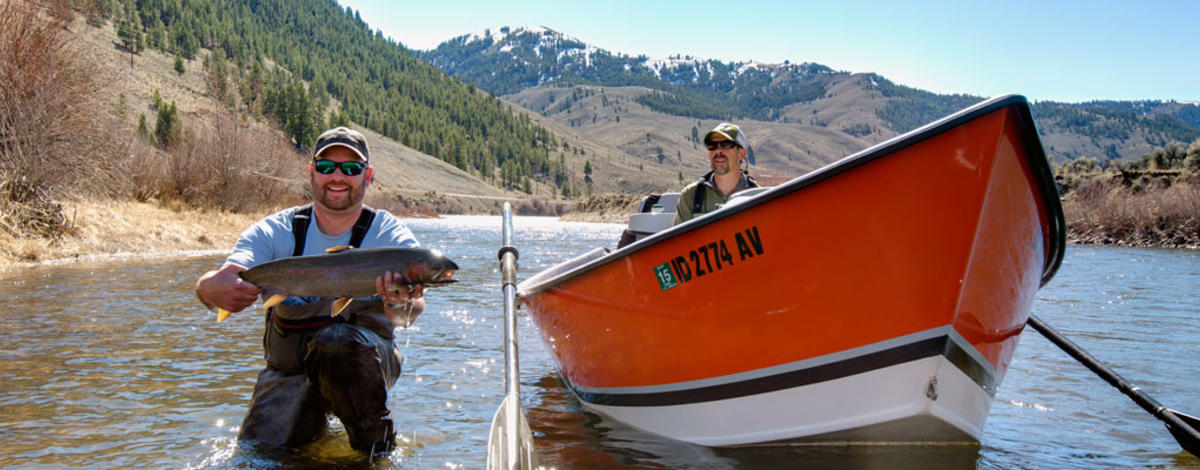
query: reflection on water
0 216 1197 469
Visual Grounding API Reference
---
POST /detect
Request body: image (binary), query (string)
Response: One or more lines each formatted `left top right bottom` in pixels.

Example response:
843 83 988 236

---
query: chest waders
240 204 401 453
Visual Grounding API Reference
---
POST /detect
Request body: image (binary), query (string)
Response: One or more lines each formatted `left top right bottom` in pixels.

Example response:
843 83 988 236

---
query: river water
0 216 1197 469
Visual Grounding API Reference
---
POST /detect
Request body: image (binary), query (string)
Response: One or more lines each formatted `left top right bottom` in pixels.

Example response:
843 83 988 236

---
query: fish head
420 249 459 286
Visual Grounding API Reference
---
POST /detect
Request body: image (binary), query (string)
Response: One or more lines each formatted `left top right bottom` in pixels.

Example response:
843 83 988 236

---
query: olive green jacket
672 172 756 225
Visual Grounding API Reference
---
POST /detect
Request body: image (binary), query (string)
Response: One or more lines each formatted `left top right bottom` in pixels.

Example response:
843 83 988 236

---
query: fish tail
331 297 353 317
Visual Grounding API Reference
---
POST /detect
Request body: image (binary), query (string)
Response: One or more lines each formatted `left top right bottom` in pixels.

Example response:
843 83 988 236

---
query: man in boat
673 122 759 224
194 126 424 453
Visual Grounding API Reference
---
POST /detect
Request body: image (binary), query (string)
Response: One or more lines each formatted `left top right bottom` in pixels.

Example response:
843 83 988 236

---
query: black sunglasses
313 159 366 176
706 141 739 151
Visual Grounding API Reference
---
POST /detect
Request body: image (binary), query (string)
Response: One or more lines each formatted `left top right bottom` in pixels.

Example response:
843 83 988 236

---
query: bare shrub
1064 178 1200 247
143 111 307 212
0 177 67 238
0 0 122 236
512 198 571 216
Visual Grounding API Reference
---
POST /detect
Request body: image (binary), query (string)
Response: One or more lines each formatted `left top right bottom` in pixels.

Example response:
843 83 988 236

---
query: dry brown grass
1062 177 1200 248
0 198 264 268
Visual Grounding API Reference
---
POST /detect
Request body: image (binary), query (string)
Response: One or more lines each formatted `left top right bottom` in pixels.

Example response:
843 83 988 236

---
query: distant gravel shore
559 194 641 224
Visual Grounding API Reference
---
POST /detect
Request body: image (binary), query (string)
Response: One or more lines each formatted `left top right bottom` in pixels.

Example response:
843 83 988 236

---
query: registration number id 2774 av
653 226 765 291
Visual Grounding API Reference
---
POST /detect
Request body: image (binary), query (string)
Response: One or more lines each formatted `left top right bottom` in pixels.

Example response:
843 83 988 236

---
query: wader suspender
291 204 378 255
692 171 759 214
691 175 709 215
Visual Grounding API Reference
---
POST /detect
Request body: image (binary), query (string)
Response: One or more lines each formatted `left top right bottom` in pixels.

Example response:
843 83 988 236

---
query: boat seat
617 193 680 248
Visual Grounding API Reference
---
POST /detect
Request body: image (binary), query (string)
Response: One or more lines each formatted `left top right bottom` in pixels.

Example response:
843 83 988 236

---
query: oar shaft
500 204 522 467
501 204 519 397
488 203 537 470
1027 315 1162 414
503 284 519 396
1028 314 1200 455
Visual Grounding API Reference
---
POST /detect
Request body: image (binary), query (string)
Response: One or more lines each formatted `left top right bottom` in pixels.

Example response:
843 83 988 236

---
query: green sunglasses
313 159 366 176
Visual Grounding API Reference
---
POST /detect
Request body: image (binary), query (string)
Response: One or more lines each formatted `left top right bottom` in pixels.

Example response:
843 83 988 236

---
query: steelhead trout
216 246 459 322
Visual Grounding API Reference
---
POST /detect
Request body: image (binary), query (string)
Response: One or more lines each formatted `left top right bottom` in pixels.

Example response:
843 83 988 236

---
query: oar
486 203 538 470
1027 314 1200 457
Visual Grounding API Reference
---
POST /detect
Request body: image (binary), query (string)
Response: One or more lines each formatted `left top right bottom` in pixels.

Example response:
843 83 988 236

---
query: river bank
558 193 641 223
1058 173 1200 250
3 180 1197 270
0 199 261 270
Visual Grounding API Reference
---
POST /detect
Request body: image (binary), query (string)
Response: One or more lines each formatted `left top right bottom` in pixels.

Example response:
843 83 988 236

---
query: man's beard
313 178 365 211
711 159 731 175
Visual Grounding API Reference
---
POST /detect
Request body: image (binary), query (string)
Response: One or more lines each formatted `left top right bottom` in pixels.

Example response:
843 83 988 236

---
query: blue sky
338 0 1198 103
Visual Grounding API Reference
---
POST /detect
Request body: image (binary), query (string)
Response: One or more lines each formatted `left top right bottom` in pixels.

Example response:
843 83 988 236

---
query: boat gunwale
518 94 1067 298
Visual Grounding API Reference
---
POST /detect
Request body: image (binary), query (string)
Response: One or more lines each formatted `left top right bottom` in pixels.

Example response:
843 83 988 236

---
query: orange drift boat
517 95 1065 446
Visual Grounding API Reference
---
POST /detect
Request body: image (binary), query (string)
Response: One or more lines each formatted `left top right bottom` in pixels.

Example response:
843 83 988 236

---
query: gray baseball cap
313 126 369 162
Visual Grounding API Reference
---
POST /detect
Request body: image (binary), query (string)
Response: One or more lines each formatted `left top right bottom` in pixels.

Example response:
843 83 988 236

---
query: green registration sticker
654 263 678 291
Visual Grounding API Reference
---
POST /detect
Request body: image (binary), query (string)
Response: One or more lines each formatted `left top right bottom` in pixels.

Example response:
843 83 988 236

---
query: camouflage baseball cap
313 126 369 163
703 122 748 148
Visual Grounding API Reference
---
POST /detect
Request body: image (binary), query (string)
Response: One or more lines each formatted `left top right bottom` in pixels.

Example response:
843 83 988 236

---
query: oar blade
486 394 538 470
1165 409 1200 457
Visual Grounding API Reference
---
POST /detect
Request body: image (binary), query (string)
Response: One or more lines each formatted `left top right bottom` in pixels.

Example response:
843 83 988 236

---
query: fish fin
261 293 288 309
331 297 353 317
217 309 232 322
325 245 353 253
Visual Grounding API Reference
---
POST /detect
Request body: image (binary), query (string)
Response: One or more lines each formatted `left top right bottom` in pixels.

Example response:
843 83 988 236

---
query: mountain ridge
423 26 1199 171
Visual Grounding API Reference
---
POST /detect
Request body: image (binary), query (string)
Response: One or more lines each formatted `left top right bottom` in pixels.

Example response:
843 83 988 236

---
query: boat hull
518 95 1065 446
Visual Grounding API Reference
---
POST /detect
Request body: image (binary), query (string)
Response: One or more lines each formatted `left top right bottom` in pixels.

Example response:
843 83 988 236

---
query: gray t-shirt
225 206 419 305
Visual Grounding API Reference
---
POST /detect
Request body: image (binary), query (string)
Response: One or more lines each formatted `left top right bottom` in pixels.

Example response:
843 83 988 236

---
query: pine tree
116 11 141 68
116 18 133 51
154 101 179 147
137 113 149 139
129 8 144 52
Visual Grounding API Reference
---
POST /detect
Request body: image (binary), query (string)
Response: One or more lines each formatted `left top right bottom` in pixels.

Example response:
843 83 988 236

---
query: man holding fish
195 126 457 453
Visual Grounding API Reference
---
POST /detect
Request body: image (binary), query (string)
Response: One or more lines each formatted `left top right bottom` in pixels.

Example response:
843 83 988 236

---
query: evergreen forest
89 0 566 190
